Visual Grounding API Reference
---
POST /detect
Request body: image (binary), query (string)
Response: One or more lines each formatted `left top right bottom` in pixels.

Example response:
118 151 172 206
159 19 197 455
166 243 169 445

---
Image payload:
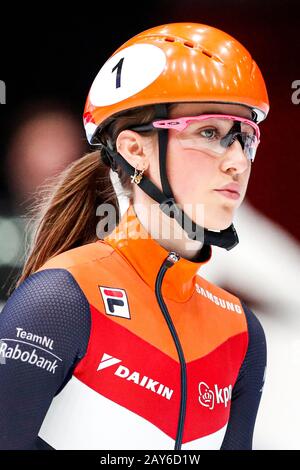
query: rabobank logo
0 327 61 374
0 80 6 104
198 381 232 410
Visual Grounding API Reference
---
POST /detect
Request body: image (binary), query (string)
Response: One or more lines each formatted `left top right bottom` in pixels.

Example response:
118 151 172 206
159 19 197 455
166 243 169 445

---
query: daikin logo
97 353 174 400
97 353 122 370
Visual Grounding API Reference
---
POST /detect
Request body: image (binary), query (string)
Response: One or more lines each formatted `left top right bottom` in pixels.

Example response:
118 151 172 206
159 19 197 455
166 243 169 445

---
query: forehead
169 102 253 119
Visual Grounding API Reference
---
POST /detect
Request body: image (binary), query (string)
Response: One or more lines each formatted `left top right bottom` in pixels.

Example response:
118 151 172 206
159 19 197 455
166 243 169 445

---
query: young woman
0 22 269 450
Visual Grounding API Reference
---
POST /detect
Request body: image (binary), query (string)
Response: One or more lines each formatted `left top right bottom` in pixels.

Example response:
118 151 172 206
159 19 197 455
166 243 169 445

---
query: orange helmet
83 22 269 144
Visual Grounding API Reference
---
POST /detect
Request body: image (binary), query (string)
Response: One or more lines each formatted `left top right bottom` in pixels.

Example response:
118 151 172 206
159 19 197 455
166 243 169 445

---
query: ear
116 130 149 171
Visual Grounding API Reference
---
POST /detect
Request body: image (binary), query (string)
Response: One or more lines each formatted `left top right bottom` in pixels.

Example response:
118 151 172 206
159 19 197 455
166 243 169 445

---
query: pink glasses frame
152 113 261 143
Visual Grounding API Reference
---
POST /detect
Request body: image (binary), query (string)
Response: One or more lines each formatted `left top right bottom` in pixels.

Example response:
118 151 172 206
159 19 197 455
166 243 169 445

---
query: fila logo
99 286 130 319
97 353 174 400
198 381 232 410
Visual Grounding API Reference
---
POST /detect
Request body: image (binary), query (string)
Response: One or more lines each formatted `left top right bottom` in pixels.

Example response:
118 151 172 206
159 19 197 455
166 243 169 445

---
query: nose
219 138 250 174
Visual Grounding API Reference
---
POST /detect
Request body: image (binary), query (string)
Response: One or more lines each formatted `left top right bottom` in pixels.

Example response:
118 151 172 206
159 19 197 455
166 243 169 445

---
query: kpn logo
198 381 232 411
0 80 6 104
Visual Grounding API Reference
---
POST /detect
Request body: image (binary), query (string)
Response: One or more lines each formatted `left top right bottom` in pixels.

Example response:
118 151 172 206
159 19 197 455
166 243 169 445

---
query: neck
132 201 204 261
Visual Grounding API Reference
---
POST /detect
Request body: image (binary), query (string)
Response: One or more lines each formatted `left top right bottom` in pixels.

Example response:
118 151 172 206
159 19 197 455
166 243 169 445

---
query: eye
199 128 219 139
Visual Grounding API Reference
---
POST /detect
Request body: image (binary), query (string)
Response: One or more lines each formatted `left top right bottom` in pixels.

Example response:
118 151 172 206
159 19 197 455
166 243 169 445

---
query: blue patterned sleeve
220 302 267 450
0 269 91 450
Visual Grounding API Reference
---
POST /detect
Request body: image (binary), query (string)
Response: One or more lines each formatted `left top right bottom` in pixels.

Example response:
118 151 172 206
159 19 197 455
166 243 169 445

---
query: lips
214 182 241 201
215 183 241 195
215 190 240 200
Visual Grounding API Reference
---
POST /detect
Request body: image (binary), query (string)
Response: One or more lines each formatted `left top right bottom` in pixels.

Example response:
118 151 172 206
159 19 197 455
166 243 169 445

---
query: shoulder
35 240 114 273
195 276 266 355
195 273 245 316
233 302 267 396
31 241 124 313
0 268 91 362
240 301 267 352
4 268 90 316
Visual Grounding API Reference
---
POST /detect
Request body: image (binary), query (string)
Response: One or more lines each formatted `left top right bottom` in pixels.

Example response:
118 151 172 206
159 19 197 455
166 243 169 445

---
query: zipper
154 251 186 450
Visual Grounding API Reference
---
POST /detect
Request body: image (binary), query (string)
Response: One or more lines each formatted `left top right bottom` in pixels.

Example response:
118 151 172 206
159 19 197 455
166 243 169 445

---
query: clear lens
174 117 259 162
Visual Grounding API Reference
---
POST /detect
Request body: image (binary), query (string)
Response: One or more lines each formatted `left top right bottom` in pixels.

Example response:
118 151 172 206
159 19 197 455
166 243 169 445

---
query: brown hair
13 104 158 292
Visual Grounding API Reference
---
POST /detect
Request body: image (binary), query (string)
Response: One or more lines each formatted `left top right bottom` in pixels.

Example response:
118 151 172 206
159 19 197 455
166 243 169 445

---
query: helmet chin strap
103 104 239 251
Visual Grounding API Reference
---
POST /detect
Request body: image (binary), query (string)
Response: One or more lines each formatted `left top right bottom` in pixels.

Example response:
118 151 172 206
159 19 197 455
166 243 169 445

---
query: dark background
0 0 299 237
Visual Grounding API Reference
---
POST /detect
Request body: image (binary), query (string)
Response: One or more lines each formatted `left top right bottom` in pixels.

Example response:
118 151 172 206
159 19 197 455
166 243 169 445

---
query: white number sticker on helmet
89 44 166 106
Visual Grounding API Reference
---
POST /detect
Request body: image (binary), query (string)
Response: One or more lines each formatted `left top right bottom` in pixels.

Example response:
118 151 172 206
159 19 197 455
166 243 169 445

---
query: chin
203 212 234 231
182 201 235 231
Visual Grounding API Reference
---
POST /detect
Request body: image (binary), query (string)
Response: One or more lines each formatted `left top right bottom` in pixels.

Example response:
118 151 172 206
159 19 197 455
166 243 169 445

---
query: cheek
167 139 216 198
240 164 251 199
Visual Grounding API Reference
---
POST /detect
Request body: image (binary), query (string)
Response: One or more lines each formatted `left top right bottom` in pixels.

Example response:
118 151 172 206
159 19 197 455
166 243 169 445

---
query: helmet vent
202 50 213 58
164 37 195 48
183 41 194 48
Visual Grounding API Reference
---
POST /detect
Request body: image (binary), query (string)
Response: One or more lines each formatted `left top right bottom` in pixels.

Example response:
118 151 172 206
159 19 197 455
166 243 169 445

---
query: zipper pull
164 251 181 268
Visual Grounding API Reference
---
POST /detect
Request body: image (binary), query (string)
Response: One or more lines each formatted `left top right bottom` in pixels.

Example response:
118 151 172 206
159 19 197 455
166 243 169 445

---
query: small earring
130 165 145 184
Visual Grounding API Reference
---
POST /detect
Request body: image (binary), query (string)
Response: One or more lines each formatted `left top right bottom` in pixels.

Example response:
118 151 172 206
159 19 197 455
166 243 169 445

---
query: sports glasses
130 114 261 162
